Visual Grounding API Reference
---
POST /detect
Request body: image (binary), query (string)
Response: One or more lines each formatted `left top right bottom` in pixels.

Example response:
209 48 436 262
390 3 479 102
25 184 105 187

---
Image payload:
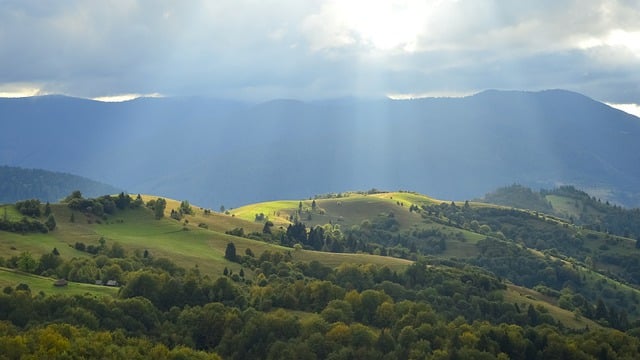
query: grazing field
230 200 301 226
3 197 415 281
0 205 24 221
0 267 118 297
292 249 412 271
504 284 601 330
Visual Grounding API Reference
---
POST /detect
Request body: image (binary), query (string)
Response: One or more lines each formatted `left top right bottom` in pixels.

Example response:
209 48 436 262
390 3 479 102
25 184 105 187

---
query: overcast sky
1 0 639 113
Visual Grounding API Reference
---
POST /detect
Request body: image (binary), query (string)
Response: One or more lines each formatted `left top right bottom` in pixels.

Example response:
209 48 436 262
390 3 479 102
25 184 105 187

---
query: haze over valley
2 89 640 208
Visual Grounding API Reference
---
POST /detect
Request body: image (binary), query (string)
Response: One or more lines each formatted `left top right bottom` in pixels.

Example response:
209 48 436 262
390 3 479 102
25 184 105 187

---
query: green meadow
0 267 117 297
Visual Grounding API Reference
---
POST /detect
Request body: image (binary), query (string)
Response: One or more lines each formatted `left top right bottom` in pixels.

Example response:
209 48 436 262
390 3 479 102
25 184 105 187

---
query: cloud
92 93 163 102
607 103 640 118
0 1 639 103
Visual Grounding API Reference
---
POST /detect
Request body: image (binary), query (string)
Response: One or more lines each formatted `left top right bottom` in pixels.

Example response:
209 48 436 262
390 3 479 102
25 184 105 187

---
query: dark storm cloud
0 0 638 106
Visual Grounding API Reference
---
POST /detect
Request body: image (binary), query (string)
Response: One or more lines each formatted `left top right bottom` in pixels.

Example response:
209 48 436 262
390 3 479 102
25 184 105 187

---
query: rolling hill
2 90 640 208
3 189 640 358
3 189 638 324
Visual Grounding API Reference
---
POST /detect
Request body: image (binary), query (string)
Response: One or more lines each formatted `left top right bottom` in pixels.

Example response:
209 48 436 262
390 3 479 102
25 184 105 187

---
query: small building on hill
53 279 68 287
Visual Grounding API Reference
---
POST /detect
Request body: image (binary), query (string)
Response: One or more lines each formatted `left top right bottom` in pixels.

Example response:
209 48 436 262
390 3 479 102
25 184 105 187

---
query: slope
1 190 639 331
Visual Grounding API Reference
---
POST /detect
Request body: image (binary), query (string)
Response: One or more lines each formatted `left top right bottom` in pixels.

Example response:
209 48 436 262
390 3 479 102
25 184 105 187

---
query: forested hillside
2 190 640 358
0 166 120 204
481 184 640 240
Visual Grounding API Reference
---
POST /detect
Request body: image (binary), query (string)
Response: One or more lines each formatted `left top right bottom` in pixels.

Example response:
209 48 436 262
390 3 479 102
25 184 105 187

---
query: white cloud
0 83 46 98
387 90 476 100
92 93 163 102
606 103 640 118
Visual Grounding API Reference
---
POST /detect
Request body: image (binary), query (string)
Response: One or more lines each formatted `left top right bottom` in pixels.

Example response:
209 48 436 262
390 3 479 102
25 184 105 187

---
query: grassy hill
0 267 117 297
2 189 640 332
0 194 415 285
231 189 640 321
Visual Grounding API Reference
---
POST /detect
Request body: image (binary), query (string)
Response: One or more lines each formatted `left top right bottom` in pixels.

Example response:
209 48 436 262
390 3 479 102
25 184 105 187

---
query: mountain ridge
0 165 120 204
2 89 639 208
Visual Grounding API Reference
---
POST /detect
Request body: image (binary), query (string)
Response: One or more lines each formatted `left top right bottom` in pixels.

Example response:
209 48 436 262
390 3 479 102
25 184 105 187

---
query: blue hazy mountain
1 90 639 208
0 165 120 203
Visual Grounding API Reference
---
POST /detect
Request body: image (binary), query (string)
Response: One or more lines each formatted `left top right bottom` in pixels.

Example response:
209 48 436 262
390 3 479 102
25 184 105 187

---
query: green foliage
1 253 639 360
178 200 193 215
262 221 273 234
64 190 83 202
4 189 640 359
225 242 237 262
17 252 37 273
153 198 167 219
14 199 42 217
482 184 553 213
225 227 245 237
44 214 56 231
67 192 134 218
0 216 49 234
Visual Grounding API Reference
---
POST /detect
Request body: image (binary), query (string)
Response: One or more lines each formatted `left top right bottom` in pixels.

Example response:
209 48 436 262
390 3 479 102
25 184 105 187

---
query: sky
1 0 639 115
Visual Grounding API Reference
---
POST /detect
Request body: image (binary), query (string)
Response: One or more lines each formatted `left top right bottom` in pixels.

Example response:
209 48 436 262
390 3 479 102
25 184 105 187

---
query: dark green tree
36 252 62 274
595 299 608 320
15 199 41 217
308 226 325 250
133 194 144 207
179 200 193 215
285 222 307 246
17 252 37 273
225 242 237 262
154 198 166 219
527 304 539 326
43 202 52 216
263 221 274 234
45 214 56 231
115 192 131 210
109 242 126 258
64 190 83 202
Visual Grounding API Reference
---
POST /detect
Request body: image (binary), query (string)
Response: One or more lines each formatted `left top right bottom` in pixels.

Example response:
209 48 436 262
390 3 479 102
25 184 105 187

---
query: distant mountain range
0 166 120 204
1 90 639 208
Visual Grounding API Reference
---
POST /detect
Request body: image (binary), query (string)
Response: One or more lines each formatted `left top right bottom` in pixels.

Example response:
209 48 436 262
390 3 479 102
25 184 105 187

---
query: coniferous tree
263 221 273 234
154 198 166 219
45 214 56 231
44 202 52 216
225 242 237 262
